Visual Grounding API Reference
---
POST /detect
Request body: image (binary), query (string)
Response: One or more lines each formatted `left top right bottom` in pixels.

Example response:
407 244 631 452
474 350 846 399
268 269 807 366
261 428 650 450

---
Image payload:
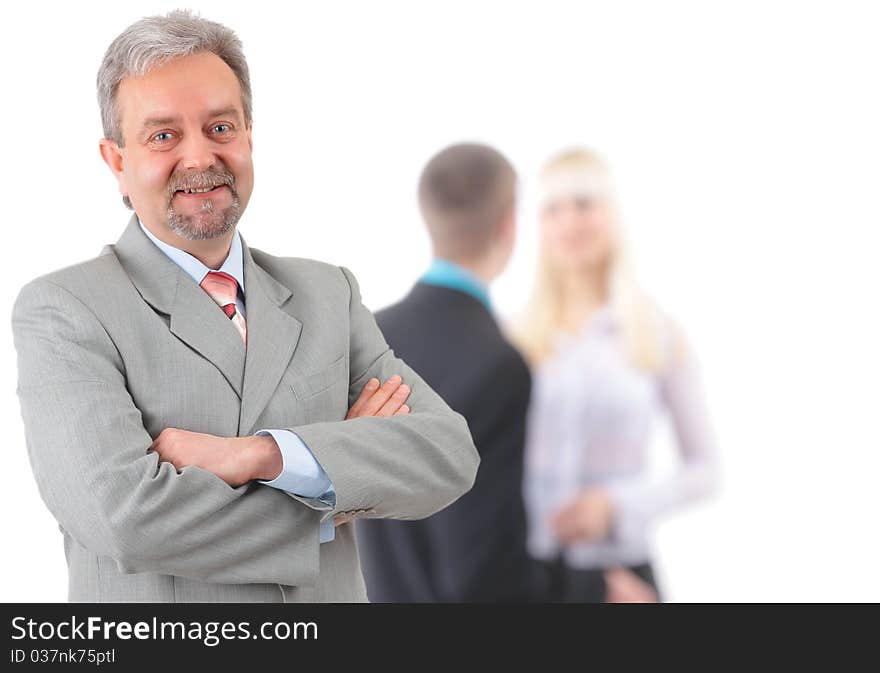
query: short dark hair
418 143 516 261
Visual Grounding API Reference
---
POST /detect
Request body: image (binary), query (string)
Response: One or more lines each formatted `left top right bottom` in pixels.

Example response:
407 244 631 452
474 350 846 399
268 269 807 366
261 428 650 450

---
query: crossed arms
12 266 479 587
147 373 415 528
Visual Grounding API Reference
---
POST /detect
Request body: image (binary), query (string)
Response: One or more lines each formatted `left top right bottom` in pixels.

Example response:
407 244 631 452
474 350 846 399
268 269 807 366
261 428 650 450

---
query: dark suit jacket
356 282 534 602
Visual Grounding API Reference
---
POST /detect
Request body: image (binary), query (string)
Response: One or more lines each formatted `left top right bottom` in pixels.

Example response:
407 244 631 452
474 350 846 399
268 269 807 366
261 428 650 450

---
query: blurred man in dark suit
356 143 535 602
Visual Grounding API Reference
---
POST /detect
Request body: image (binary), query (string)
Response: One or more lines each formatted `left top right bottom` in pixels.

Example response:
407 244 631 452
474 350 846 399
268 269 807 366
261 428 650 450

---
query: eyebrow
205 106 241 121
140 115 179 133
138 107 243 134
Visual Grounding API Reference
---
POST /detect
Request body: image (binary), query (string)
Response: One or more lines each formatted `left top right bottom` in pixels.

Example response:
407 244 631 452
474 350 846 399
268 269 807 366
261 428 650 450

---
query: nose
177 131 216 171
557 202 579 228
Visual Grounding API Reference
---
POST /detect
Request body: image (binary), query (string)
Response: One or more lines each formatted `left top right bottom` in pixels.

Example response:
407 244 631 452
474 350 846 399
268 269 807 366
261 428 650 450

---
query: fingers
554 519 580 544
549 509 577 544
346 378 380 419
376 383 410 417
604 568 657 603
550 501 577 527
345 375 413 419
551 500 597 544
357 375 401 417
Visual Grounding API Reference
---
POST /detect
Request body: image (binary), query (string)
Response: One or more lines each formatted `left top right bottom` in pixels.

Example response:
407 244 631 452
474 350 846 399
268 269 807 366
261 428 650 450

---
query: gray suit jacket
11 215 479 602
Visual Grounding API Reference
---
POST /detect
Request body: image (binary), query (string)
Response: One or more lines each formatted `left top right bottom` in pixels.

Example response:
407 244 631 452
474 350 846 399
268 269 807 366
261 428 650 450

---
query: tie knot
199 271 247 344
200 271 239 315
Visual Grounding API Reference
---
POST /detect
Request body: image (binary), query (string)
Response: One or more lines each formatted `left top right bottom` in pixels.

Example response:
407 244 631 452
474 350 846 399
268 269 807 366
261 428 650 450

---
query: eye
211 124 231 134
151 131 174 143
574 197 593 211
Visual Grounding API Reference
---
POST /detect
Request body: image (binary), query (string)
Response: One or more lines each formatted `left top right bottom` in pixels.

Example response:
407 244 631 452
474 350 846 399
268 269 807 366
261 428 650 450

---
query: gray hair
97 9 253 146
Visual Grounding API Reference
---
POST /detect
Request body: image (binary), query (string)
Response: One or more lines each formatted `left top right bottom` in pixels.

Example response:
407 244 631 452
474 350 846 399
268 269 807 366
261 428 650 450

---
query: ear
498 205 517 246
99 138 128 201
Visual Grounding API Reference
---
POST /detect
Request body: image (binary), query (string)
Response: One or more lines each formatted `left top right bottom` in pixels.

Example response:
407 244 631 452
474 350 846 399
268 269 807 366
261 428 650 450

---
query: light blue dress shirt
138 219 337 543
419 258 492 310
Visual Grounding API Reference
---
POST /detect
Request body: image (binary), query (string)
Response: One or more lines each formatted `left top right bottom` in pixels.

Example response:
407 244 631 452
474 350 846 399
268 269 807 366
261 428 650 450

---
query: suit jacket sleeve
12 278 321 587
287 267 480 520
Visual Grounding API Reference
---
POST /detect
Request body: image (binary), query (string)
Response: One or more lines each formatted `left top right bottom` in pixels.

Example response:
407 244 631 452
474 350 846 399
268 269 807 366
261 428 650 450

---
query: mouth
173 184 230 198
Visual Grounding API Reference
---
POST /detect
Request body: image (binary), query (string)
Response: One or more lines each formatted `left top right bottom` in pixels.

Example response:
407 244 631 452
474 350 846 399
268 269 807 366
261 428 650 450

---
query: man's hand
333 375 412 527
151 375 412 521
603 567 659 603
346 374 411 419
149 428 278 487
550 487 615 544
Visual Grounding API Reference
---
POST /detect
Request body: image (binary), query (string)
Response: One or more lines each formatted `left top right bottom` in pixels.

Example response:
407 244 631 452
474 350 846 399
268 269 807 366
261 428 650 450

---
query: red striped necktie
199 271 247 344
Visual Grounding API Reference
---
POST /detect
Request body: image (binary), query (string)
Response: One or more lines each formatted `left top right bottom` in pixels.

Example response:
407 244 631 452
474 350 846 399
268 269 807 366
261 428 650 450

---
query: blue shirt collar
419 258 491 311
138 217 245 293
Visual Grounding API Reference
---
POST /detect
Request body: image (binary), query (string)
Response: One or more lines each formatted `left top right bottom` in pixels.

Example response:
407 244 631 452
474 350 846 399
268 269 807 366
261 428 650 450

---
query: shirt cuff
256 429 337 543
319 518 335 543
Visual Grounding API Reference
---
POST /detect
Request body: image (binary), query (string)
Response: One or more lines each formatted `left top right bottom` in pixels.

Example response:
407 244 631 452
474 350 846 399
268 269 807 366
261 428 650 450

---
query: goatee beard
165 164 241 240
167 194 241 241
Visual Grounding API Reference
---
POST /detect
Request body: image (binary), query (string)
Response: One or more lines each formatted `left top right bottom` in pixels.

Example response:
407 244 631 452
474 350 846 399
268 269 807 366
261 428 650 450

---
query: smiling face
101 51 254 241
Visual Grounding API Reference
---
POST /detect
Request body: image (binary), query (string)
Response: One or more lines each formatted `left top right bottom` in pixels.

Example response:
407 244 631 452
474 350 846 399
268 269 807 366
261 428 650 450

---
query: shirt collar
418 258 492 311
137 217 245 293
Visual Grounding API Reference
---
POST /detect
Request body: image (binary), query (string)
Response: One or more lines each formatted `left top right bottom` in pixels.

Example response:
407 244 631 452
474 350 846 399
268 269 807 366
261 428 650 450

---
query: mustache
167 165 236 195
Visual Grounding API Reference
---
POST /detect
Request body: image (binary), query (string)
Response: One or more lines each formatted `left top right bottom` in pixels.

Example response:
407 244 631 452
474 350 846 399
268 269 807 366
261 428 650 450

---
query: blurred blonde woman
512 148 719 602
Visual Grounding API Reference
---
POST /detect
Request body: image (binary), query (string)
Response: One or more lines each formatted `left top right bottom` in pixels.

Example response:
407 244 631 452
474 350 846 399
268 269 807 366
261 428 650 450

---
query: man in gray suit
10 10 478 602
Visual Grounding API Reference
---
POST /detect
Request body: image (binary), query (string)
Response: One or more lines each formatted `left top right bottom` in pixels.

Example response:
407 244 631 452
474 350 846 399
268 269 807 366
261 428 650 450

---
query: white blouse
523 305 719 569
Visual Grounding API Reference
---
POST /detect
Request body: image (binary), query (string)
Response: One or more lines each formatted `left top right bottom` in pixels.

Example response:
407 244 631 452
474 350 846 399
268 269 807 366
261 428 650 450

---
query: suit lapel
112 215 305 435
113 214 246 397
169 275 247 398
237 236 303 435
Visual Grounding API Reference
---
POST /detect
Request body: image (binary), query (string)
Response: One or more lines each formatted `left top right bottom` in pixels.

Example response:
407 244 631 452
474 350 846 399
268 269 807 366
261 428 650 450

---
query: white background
1 0 878 602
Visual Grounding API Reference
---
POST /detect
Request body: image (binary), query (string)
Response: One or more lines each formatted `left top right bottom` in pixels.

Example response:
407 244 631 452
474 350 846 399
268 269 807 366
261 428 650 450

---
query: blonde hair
511 148 665 372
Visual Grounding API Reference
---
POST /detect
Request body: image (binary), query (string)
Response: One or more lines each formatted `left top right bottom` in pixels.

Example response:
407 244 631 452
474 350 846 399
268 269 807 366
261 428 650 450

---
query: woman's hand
550 487 614 544
603 567 658 603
